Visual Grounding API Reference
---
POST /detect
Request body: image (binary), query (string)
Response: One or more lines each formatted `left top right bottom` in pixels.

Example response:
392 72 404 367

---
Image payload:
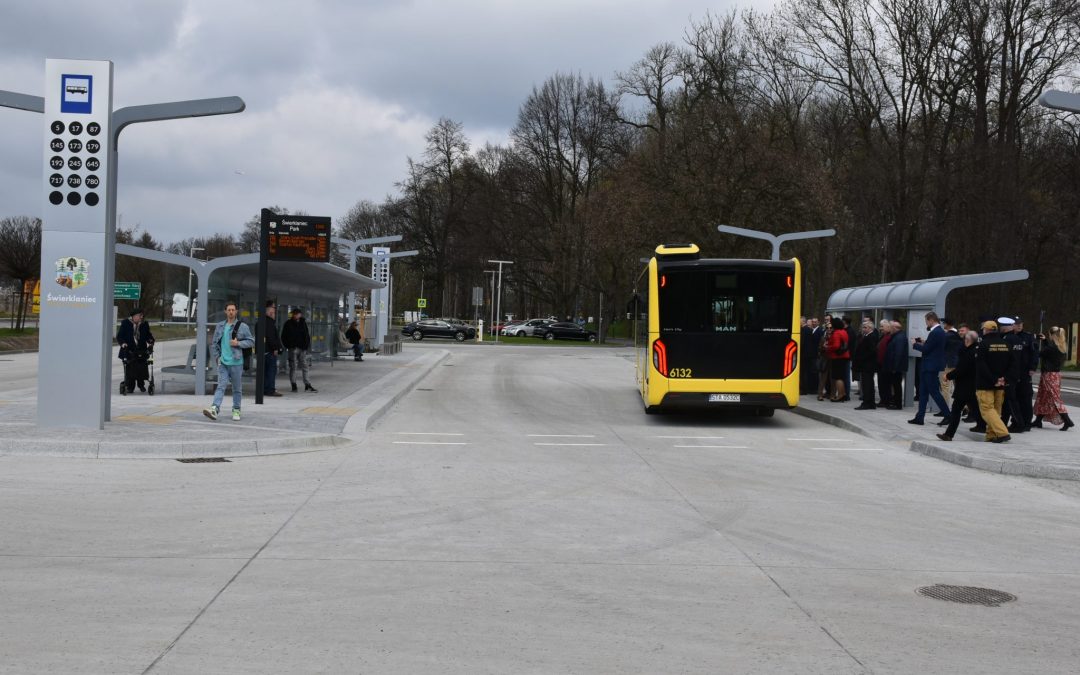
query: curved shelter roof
117 244 383 395
826 270 1029 316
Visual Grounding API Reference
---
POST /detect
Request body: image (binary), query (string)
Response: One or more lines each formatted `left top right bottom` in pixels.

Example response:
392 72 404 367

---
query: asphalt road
1 342 1079 673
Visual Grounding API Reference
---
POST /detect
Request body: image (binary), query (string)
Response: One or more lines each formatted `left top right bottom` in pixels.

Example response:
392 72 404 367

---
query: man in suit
908 311 952 424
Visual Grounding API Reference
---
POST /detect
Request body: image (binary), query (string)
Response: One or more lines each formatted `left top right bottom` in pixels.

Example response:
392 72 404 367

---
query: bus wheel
644 405 660 415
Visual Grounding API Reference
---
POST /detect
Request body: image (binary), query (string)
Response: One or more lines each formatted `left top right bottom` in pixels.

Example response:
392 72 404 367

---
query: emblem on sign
54 256 90 289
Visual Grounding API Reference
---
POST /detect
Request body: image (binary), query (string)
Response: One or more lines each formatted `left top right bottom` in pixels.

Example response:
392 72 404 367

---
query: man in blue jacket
908 311 952 424
203 301 254 421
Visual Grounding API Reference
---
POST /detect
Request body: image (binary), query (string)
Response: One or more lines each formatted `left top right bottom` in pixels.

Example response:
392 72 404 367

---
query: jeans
288 348 311 386
915 369 951 420
265 353 278 393
213 362 243 411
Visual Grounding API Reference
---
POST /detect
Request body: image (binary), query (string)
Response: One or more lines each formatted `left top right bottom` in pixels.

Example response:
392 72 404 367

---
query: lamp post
483 270 496 338
186 246 204 327
487 260 513 345
717 225 836 261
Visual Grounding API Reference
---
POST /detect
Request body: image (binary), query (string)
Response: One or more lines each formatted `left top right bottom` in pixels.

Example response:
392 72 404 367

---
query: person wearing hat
1001 316 1037 432
974 320 1013 443
281 307 317 393
116 307 155 394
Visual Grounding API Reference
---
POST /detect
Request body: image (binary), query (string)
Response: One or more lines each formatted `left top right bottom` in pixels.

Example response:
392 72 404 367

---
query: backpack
231 322 254 371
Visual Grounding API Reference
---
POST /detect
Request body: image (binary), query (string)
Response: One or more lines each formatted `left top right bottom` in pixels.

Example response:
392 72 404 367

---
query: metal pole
255 209 271 405
487 260 513 345
186 246 203 327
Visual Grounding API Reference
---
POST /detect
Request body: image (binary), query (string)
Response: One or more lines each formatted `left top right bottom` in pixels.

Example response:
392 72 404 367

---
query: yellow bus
633 244 802 416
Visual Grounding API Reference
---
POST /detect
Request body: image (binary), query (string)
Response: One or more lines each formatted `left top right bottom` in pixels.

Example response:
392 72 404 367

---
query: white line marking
527 434 596 438
811 447 883 451
673 445 749 449
393 432 465 436
787 438 852 442
392 441 468 446
655 435 725 439
533 443 607 447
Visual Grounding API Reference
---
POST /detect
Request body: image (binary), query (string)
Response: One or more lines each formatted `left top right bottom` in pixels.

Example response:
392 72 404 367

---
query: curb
791 405 1080 482
788 405 880 440
909 440 1080 481
341 349 451 435
0 433 353 460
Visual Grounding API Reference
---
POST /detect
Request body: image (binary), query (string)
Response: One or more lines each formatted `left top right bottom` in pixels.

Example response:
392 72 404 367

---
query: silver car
504 318 556 337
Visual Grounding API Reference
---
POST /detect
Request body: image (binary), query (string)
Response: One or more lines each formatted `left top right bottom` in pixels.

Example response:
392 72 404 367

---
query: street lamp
186 246 204 327
483 270 497 338
487 260 513 344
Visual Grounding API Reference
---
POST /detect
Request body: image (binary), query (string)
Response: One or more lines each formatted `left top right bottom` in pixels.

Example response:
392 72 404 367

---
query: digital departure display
266 216 331 262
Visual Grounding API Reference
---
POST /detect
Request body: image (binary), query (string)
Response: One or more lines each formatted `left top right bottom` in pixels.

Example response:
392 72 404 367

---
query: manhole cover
916 585 1016 607
176 457 231 463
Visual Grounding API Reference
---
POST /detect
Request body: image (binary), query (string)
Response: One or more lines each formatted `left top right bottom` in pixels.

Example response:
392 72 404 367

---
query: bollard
477 319 484 342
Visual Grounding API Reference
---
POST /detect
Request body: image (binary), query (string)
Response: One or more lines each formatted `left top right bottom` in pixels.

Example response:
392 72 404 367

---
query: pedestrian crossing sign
417 298 427 308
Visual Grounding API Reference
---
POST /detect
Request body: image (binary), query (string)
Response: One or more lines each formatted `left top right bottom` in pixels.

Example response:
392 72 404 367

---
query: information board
265 215 331 262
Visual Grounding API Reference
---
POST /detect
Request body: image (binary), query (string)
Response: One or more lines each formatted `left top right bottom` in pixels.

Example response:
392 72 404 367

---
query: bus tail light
783 341 798 377
652 339 668 377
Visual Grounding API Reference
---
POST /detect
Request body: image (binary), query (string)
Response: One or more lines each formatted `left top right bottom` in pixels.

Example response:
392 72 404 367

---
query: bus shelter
825 270 1029 406
116 244 383 395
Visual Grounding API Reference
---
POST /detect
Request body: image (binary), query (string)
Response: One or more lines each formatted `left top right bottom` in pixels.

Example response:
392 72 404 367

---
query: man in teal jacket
203 301 254 421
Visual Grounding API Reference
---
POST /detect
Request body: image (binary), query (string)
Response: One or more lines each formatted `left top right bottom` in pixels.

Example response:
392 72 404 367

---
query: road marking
787 438 852 441
393 432 465 436
527 434 596 438
673 445 749 449
655 435 725 439
534 443 607 447
392 441 468 446
811 447 883 451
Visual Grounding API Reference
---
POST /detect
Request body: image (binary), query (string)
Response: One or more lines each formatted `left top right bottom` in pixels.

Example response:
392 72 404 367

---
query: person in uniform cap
1003 316 1037 432
975 320 1013 443
997 316 1028 432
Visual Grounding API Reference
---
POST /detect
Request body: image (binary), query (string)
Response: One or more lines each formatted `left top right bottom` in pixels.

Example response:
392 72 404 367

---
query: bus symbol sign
60 74 93 114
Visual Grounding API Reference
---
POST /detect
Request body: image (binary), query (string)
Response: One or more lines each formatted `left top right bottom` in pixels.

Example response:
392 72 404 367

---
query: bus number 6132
669 368 693 378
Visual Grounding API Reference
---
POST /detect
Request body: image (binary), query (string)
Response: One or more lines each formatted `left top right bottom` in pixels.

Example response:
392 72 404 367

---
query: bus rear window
659 269 793 333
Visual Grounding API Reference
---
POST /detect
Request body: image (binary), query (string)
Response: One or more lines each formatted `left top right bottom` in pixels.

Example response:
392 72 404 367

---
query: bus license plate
709 394 740 403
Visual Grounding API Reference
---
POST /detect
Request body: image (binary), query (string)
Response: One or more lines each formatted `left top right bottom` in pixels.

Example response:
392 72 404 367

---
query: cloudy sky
0 0 768 244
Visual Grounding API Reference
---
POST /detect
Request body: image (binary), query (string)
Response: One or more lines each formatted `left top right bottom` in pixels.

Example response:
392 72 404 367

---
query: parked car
507 318 556 337
402 319 476 342
535 322 598 342
500 322 526 336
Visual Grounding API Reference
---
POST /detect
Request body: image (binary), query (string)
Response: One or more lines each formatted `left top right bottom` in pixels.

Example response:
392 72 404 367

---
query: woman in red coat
825 316 851 402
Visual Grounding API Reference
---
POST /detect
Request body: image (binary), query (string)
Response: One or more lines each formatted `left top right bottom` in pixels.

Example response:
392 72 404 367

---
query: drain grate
176 457 231 463
916 585 1016 607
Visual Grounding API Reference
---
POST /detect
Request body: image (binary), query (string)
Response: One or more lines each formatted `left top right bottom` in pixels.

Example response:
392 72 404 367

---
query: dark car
534 322 597 343
402 319 476 342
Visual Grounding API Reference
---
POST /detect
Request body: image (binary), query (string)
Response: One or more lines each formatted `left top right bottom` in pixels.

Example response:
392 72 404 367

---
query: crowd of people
800 313 1073 443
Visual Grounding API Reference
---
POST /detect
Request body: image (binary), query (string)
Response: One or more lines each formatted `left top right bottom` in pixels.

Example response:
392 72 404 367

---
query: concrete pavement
794 392 1079 481
0 343 448 458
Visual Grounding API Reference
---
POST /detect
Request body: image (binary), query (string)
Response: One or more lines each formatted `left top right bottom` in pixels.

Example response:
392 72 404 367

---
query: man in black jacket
1002 317 1036 432
117 308 155 393
281 308 317 393
852 320 879 409
263 300 284 397
975 320 1013 443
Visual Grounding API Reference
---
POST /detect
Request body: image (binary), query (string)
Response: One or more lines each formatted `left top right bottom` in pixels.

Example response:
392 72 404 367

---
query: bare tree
0 216 42 330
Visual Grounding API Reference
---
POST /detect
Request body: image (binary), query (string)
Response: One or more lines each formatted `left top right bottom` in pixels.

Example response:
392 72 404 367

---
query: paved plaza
1 343 1079 673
